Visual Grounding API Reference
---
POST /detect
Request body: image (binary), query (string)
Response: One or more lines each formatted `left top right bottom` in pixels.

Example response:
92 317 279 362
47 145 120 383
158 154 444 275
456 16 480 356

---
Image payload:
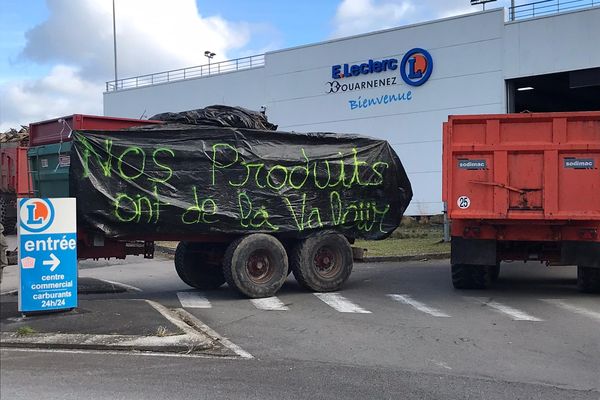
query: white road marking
468 298 543 321
145 300 209 337
99 279 142 292
177 292 212 308
176 309 254 359
314 293 371 314
388 294 451 317
250 297 289 311
542 299 600 322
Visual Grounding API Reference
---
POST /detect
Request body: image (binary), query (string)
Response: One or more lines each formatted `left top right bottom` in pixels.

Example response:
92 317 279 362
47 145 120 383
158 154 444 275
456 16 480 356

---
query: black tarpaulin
150 105 278 131
70 125 412 240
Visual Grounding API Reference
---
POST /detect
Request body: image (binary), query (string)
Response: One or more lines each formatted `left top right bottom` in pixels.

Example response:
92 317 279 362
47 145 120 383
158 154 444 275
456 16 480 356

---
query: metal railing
105 53 265 92
509 0 598 20
106 1 598 91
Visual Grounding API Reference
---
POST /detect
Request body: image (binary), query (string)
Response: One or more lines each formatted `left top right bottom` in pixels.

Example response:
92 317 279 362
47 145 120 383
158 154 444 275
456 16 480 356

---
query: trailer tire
451 264 491 289
174 241 226 290
290 231 353 292
577 266 600 293
223 234 288 298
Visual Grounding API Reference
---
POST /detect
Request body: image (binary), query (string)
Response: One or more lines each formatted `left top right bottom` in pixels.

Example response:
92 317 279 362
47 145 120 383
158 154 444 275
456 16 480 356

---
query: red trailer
443 112 600 292
28 107 413 299
1 114 162 234
26 114 162 259
1 142 32 233
29 114 163 146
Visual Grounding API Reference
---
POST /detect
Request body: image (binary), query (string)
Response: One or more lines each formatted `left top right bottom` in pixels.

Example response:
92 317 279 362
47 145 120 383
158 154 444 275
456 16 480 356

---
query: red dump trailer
443 112 600 293
29 114 163 146
0 143 31 233
29 106 413 298
0 115 161 234
27 114 162 259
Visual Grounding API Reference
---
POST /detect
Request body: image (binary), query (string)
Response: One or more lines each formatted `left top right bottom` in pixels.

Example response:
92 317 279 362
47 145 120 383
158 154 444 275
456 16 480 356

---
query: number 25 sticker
457 196 471 209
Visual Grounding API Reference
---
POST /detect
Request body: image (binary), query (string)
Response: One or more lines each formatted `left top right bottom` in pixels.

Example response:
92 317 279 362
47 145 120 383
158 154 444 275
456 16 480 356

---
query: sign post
18 198 77 313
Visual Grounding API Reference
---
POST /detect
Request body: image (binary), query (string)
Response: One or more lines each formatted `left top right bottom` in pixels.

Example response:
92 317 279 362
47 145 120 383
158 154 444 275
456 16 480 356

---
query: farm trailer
29 108 413 298
443 112 600 292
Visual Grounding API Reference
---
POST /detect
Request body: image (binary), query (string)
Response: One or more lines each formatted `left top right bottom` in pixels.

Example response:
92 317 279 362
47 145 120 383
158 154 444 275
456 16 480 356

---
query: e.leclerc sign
18 198 77 313
331 48 433 87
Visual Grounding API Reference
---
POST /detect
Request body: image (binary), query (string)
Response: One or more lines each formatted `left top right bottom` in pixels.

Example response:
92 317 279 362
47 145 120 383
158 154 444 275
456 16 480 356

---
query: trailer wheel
174 241 226 290
223 234 288 298
451 264 491 289
290 231 353 292
577 266 600 293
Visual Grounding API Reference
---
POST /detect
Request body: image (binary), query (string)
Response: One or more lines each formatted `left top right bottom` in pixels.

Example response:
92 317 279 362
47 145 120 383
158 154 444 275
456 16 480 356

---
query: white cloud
20 0 252 80
332 0 415 38
0 65 103 130
1 0 255 130
331 0 511 38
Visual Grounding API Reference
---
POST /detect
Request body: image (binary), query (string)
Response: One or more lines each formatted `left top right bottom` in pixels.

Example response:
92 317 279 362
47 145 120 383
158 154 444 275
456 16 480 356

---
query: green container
28 142 72 198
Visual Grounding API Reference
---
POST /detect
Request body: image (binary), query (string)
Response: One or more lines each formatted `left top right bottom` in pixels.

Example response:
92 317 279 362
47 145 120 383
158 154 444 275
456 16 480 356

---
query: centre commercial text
79 138 396 234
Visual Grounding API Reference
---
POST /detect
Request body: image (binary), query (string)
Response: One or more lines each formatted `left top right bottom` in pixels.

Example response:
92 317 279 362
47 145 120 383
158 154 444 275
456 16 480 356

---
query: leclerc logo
400 48 433 87
331 47 433 87
19 198 55 233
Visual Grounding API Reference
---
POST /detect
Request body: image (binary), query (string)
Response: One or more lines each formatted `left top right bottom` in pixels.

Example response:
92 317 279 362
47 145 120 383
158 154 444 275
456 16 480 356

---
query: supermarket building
104 4 600 215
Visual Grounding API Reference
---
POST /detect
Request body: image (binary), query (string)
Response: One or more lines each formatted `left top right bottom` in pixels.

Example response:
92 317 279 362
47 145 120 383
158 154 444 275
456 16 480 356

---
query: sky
0 0 514 130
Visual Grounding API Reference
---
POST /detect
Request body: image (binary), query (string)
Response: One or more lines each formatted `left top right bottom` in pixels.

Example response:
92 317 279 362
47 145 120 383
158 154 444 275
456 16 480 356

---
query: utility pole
112 0 118 89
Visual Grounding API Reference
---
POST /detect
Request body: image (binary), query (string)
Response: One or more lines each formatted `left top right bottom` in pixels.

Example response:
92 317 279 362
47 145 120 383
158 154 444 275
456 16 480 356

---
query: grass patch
16 326 37 336
355 223 450 257
355 237 450 257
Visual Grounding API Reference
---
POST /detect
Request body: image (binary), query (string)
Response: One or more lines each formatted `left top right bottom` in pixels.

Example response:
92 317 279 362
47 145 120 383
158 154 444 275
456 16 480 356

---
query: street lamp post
112 0 118 90
204 51 216 74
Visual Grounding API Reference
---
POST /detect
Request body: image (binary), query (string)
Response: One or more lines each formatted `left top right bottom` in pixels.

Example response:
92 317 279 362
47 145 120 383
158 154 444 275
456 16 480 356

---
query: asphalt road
1 253 599 399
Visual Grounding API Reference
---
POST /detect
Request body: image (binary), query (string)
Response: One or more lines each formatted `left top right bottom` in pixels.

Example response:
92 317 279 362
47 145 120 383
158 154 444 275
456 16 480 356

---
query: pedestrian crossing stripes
250 297 289 311
313 293 372 313
388 294 451 317
485 300 543 321
176 292 212 308
542 299 600 322
175 291 599 323
468 298 543 321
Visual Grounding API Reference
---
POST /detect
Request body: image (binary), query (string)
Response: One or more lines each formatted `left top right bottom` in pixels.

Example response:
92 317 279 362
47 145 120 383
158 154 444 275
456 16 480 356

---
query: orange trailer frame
442 112 600 291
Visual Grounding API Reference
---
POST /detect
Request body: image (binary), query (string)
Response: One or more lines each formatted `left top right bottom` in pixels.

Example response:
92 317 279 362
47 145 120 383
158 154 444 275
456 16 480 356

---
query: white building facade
104 6 600 215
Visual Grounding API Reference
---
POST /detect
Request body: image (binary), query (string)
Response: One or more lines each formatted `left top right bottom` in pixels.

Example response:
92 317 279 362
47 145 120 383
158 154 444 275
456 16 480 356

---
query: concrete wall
503 7 600 79
103 7 600 215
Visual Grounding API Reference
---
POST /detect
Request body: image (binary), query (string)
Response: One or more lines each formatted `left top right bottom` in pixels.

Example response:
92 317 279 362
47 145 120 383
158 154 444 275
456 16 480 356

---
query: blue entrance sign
18 198 77 313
